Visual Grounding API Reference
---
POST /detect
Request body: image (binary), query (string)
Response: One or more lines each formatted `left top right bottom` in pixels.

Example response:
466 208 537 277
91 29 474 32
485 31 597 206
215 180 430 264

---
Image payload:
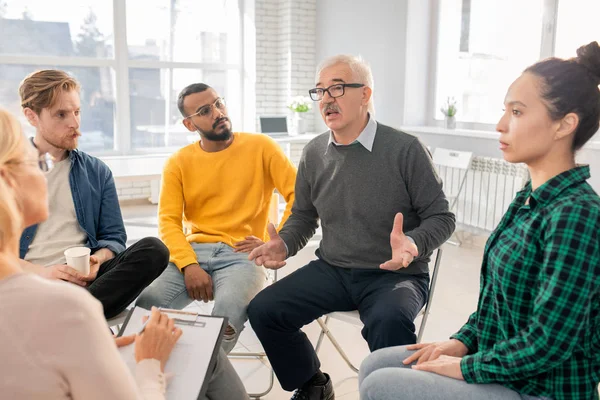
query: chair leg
447 230 463 246
416 311 429 343
249 369 274 399
228 351 275 398
315 317 359 373
416 247 443 343
314 315 329 354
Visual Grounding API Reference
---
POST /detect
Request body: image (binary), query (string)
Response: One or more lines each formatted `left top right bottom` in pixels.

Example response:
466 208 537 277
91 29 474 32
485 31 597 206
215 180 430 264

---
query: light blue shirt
326 113 377 154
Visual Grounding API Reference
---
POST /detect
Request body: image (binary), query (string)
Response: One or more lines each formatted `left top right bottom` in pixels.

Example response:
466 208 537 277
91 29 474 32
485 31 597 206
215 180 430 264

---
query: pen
138 308 162 334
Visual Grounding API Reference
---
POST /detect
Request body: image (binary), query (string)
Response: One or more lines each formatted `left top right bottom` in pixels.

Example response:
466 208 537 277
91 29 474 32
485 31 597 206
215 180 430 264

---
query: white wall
315 0 409 132
255 0 317 133
242 0 257 132
403 0 434 126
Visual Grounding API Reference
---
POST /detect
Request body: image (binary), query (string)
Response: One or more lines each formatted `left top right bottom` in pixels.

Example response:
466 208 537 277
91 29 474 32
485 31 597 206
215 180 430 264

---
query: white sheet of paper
118 306 225 400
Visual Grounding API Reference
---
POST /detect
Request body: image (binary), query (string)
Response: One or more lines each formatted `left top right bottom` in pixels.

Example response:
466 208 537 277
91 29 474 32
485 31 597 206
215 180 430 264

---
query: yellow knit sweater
159 132 297 269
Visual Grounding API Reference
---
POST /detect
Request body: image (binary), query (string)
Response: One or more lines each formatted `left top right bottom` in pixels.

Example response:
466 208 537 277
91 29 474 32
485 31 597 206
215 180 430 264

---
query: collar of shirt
517 165 590 209
326 113 377 154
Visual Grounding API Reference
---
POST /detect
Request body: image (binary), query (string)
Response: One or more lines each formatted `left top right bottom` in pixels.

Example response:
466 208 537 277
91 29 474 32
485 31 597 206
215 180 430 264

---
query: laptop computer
259 115 289 137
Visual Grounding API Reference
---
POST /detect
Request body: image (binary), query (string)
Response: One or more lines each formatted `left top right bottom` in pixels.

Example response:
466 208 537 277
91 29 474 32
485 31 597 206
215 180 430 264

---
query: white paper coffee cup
64 247 91 275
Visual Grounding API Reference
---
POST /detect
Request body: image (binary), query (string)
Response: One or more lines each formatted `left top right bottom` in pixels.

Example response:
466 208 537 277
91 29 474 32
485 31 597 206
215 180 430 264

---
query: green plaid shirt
451 166 600 400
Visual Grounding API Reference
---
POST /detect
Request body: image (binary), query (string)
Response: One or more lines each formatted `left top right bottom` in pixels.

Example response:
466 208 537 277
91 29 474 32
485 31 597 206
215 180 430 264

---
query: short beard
41 128 79 151
202 128 232 141
195 118 233 142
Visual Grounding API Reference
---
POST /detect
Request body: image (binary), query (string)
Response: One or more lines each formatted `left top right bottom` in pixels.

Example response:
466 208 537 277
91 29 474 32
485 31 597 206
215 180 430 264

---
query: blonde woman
0 109 248 400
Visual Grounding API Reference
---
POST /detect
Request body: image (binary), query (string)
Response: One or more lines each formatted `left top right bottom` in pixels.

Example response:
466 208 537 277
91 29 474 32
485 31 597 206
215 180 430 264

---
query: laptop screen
259 116 288 135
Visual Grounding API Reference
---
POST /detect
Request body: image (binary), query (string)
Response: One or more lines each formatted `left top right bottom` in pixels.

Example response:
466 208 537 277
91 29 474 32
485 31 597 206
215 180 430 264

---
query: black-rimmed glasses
308 83 365 101
185 98 226 119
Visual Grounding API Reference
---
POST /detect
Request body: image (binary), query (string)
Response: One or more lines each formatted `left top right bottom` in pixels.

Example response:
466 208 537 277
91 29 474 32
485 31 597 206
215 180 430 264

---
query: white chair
314 247 444 373
227 191 280 399
432 148 473 245
227 270 277 399
432 147 473 211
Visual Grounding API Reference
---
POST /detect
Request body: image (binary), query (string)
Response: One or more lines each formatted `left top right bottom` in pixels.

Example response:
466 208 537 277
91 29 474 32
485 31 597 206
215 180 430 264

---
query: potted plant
440 97 457 129
287 96 312 135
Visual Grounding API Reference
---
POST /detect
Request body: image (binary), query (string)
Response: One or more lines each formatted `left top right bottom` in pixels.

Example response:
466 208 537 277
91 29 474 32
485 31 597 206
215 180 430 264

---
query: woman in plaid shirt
359 41 600 400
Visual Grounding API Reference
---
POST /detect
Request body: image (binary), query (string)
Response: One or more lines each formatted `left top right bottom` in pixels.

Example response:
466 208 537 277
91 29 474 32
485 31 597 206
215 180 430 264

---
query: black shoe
290 373 334 400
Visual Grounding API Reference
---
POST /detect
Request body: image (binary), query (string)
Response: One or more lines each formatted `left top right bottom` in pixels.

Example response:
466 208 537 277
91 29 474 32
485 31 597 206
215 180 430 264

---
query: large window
0 0 245 154
554 0 600 59
433 0 600 127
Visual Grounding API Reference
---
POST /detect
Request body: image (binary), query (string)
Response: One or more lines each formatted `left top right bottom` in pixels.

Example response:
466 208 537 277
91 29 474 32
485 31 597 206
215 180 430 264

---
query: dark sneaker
290 373 334 400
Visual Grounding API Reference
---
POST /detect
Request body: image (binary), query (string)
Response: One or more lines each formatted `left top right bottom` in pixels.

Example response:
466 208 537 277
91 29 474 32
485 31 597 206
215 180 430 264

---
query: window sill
400 125 500 140
401 126 600 151
100 154 169 179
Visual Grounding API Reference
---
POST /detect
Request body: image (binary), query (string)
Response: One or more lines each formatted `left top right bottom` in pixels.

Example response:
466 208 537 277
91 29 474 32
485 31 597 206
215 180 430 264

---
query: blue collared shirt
19 149 127 259
326 113 378 153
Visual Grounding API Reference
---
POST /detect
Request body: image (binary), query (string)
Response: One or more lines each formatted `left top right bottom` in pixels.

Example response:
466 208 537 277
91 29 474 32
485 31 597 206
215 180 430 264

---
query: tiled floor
122 201 487 399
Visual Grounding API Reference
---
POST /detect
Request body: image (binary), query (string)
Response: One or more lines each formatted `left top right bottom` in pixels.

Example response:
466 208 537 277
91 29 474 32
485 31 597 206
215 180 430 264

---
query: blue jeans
135 242 266 353
359 346 552 400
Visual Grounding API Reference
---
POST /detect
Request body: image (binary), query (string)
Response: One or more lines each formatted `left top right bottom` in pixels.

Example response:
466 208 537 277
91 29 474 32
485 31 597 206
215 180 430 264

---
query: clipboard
117 306 228 400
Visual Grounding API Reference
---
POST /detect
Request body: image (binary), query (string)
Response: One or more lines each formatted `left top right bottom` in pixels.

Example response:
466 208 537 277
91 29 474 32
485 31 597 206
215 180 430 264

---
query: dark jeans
247 255 429 391
88 237 169 319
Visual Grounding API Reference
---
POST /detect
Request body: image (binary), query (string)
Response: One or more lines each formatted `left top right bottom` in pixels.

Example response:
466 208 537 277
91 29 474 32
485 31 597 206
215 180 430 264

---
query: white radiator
436 156 529 233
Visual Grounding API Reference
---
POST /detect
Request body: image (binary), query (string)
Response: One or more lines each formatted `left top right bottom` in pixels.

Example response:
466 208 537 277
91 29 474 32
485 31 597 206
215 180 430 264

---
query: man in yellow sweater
136 83 296 353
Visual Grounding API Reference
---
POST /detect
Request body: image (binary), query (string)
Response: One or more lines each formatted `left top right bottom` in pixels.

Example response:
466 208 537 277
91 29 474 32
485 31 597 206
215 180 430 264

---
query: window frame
427 0 560 130
0 0 248 156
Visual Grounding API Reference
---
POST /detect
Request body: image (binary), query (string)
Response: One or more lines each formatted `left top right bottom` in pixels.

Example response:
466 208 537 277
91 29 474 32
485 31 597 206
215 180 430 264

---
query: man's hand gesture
248 223 287 269
380 213 418 271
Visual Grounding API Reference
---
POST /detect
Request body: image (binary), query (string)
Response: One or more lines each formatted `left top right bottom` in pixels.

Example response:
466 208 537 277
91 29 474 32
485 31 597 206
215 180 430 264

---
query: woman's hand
134 307 183 371
403 339 469 365
412 355 465 380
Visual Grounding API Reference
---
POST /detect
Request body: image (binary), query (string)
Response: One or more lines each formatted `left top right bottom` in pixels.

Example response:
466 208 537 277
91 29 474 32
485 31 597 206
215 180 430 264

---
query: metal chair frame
314 247 444 373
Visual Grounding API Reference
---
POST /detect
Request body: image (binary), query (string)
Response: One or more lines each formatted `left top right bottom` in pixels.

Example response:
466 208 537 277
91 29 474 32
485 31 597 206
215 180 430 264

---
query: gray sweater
279 123 456 274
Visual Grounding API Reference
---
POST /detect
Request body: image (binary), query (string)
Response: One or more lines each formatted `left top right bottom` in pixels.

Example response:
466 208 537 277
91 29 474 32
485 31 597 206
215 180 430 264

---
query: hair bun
576 41 600 85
